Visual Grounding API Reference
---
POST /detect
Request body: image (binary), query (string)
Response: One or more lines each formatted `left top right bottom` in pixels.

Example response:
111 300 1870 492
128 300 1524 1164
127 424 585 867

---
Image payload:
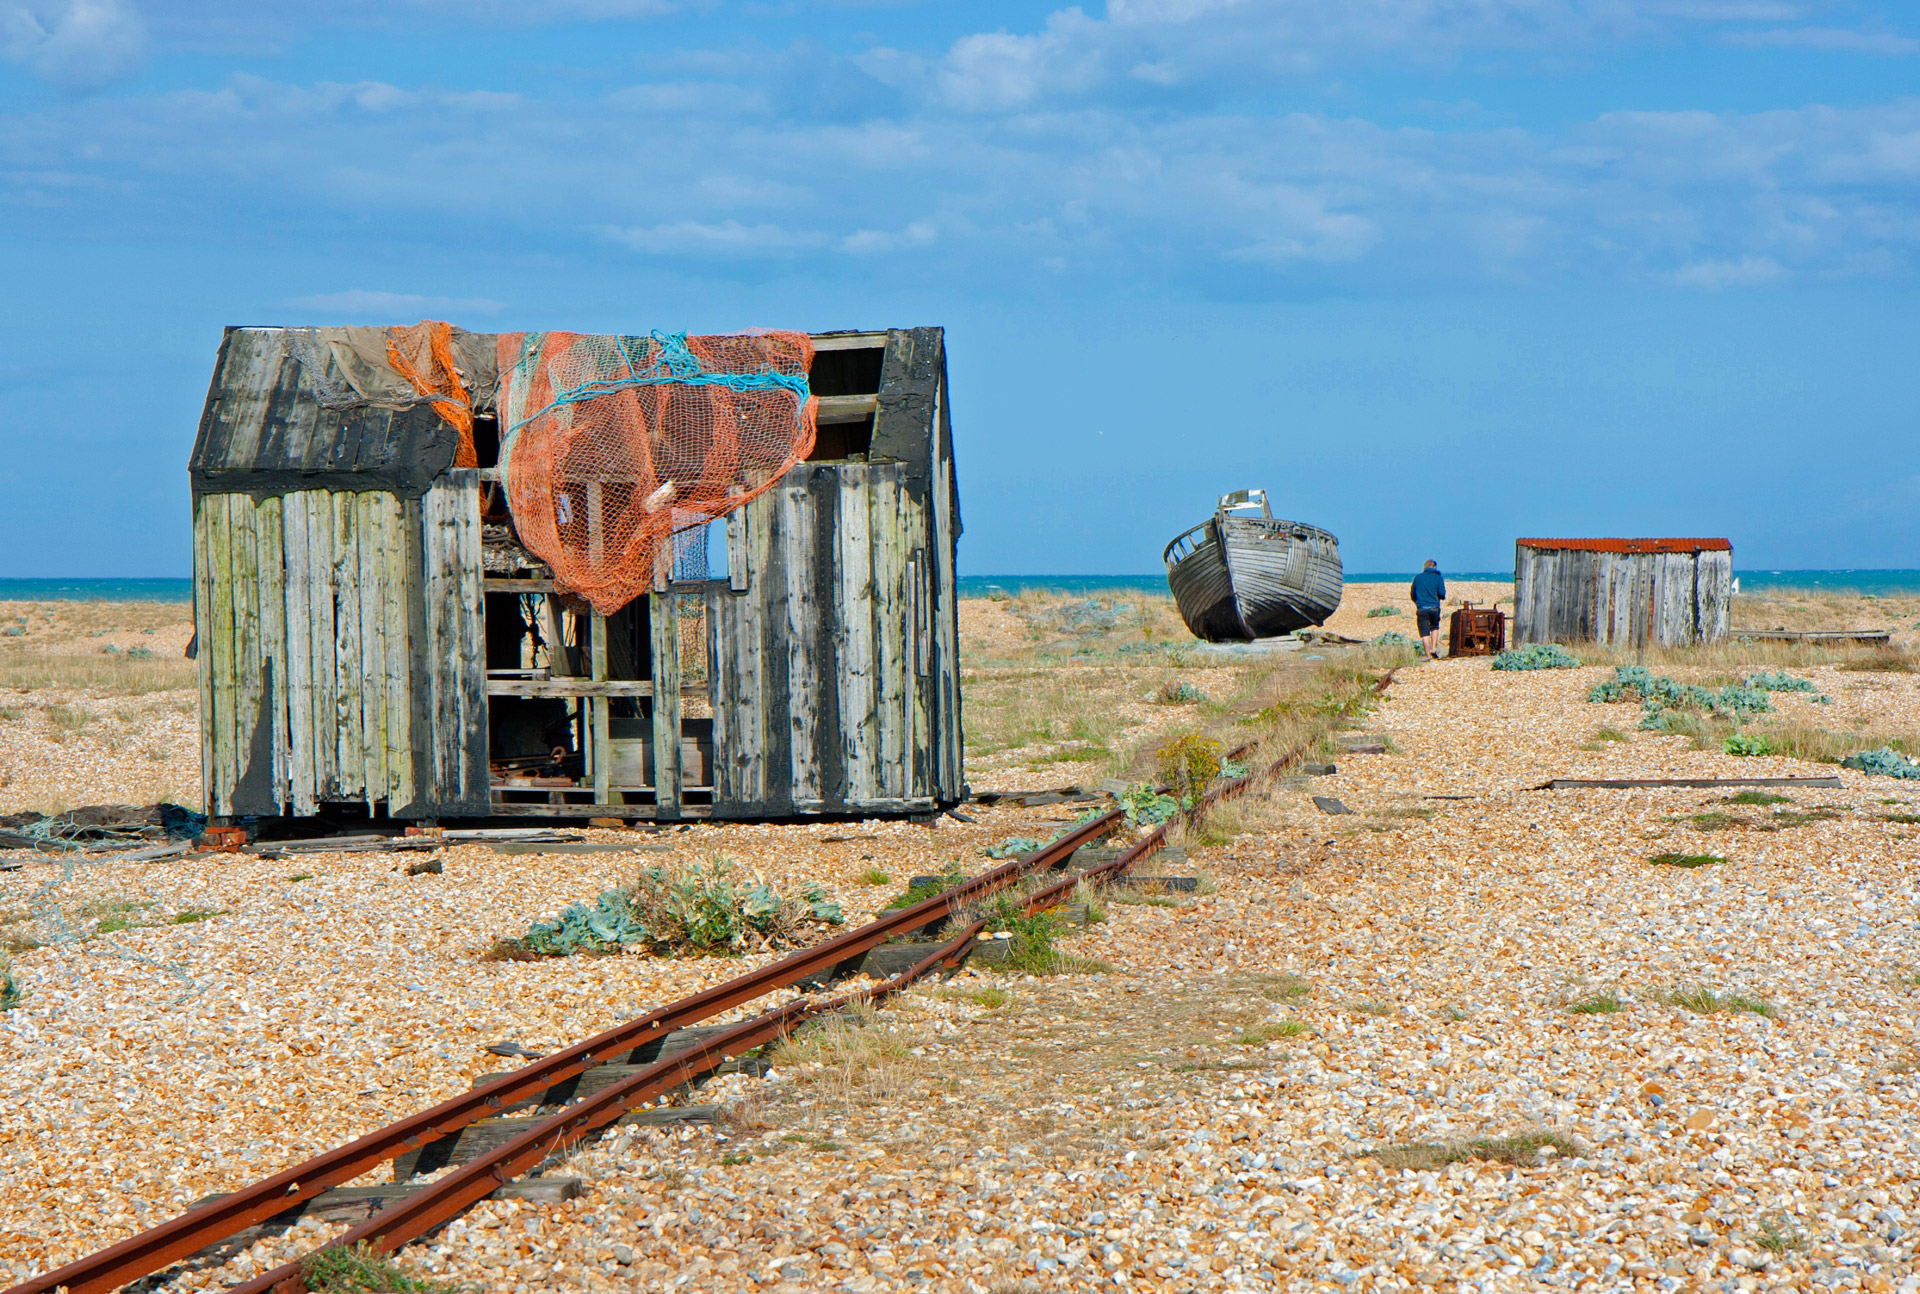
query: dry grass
1753 718 1920 765
767 1003 934 1106
1730 589 1920 635
960 591 1373 786
0 600 194 697
1656 983 1776 1017
1365 1129 1588 1172
0 652 193 696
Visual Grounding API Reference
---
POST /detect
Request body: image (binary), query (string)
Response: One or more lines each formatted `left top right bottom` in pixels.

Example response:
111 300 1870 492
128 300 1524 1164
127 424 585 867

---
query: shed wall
195 471 488 817
1513 544 1730 648
705 458 961 816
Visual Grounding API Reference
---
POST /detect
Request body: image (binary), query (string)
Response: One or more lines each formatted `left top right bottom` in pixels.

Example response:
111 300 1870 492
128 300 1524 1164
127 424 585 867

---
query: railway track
13 688 1369 1294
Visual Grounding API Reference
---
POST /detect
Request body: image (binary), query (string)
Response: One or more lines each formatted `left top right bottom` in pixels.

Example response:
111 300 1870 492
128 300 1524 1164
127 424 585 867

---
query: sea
958 571 1920 599
4 571 1919 603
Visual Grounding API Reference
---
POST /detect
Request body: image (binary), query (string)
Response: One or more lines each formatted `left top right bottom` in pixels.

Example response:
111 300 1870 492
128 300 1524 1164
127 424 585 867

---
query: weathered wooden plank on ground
1540 776 1844 790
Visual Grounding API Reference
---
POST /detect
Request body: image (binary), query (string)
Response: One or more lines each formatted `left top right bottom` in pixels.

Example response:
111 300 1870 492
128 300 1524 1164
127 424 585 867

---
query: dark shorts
1417 607 1442 635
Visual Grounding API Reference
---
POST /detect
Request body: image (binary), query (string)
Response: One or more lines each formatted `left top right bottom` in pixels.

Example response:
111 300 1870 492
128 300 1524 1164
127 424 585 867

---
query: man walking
1410 559 1446 660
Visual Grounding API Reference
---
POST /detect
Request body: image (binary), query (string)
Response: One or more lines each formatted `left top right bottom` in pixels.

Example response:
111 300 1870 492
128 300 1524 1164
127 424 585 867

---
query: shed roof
191 327 465 497
1515 538 1732 554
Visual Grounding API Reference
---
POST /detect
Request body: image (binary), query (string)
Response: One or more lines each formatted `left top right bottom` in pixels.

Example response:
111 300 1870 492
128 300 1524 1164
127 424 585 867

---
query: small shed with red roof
1513 537 1732 649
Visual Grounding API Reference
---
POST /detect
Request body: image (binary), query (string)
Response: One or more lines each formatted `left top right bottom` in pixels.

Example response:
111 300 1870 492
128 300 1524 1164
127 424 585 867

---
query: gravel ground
7 606 1920 1292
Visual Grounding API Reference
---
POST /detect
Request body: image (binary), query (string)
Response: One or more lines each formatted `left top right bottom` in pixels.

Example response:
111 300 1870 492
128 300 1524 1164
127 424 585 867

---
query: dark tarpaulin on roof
190 326 496 498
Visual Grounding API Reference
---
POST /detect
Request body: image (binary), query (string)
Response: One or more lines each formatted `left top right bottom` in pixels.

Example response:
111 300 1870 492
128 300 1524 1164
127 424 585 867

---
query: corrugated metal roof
1515 537 1732 553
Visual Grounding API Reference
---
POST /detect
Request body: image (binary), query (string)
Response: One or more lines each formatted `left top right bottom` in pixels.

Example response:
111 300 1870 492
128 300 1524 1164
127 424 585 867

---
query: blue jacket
1410 569 1446 610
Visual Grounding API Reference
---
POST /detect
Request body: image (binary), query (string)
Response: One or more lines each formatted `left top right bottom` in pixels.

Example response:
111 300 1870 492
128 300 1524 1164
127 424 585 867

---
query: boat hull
1165 515 1343 641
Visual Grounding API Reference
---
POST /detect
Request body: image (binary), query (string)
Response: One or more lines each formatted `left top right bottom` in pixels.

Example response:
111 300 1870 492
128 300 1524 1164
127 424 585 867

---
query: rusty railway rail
10 812 1120 1294
16 665 1396 1294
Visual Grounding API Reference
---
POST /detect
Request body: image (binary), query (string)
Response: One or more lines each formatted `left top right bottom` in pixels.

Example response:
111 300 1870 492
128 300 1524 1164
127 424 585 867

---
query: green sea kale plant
500 855 843 958
1489 644 1580 671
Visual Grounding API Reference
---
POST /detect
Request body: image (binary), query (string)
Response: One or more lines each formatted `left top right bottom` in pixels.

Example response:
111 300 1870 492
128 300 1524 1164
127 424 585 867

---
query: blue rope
505 330 810 438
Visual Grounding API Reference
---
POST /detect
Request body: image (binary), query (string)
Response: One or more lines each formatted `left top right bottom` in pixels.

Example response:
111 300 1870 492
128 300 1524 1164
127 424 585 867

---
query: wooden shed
189 326 963 822
1512 538 1732 649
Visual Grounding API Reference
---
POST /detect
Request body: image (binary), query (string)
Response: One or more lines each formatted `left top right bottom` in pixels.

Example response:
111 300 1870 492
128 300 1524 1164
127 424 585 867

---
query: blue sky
1 0 1915 577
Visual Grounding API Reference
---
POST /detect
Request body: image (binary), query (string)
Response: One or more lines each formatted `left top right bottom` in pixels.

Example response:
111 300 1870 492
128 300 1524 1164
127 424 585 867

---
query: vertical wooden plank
282 497 315 815
707 582 732 800
929 420 961 799
726 507 749 592
229 491 262 809
650 592 682 815
715 493 772 810
192 497 217 816
838 466 875 806
332 493 364 801
256 495 289 812
780 483 820 810
452 474 489 807
384 493 412 809
871 468 906 799
419 485 446 806
306 493 338 801
208 494 238 815
356 492 387 810
415 474 487 813
1701 550 1730 642
1511 546 1528 644
591 611 610 805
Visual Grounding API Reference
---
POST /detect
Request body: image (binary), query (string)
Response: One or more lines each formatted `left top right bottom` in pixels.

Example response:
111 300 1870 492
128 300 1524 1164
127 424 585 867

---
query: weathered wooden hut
1512 537 1732 649
189 327 962 822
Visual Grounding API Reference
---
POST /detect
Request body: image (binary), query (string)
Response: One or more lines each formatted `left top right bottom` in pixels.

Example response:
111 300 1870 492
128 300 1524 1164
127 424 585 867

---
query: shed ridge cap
1515 537 1732 553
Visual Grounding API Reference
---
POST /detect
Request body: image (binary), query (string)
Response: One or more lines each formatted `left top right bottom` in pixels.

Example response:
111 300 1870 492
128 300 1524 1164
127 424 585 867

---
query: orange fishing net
495 329 816 614
388 320 477 468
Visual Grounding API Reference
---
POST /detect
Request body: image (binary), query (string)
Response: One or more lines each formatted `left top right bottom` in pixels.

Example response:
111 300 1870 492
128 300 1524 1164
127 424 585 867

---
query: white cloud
2 0 146 91
396 0 678 17
1723 25 1920 54
1672 255 1785 287
599 219 829 257
280 290 509 318
840 219 937 253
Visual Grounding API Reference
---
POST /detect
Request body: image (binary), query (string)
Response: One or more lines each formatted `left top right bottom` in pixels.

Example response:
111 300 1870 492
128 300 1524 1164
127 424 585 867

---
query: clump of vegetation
1366 606 1400 617
1657 983 1775 1016
1753 1214 1807 1255
968 893 1109 975
1156 732 1223 801
301 1241 459 1293
1745 671 1818 693
0 952 21 1011
1232 1019 1306 1045
883 865 966 911
861 868 891 886
1489 643 1580 671
1681 811 1737 831
1367 631 1422 653
1118 783 1180 826
982 835 1042 859
769 1002 927 1105
1567 992 1623 1015
1840 651 1916 673
1649 852 1725 868
1726 790 1788 805
491 856 844 959
1724 733 1773 756
1369 1129 1587 1172
1841 747 1920 779
1589 665 1773 731
1156 680 1207 705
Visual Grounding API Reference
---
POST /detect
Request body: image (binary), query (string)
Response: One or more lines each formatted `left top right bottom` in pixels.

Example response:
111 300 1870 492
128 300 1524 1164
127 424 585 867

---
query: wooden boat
1163 490 1343 641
